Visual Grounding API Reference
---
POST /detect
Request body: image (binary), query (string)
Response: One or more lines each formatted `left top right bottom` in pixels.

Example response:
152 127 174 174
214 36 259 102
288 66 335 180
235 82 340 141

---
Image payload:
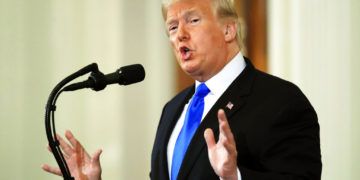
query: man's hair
161 0 243 49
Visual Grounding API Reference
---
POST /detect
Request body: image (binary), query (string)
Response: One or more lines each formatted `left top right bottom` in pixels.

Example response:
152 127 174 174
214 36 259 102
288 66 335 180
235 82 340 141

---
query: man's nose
177 24 189 41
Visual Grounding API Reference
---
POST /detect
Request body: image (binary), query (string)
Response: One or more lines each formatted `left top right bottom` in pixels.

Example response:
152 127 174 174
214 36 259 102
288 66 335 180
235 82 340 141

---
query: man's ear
223 22 237 42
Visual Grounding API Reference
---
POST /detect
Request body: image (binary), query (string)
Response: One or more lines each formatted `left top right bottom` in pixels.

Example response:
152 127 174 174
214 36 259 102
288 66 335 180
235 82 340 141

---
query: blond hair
161 0 243 49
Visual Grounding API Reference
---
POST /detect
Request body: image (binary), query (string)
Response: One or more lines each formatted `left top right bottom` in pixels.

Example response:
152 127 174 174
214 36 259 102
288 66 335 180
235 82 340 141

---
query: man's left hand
204 109 238 180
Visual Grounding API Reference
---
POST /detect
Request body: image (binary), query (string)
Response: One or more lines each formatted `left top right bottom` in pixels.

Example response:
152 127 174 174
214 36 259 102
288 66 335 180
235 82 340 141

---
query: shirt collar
195 52 246 96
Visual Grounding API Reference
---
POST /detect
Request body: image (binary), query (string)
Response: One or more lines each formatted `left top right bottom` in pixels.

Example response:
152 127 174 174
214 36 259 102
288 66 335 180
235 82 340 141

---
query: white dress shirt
167 52 246 179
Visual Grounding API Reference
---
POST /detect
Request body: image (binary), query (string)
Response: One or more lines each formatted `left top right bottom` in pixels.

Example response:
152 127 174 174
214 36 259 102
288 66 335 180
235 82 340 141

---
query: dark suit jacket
151 58 322 180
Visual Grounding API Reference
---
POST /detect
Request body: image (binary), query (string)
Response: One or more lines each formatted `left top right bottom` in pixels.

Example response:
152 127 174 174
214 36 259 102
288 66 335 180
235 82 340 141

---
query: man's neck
195 46 240 82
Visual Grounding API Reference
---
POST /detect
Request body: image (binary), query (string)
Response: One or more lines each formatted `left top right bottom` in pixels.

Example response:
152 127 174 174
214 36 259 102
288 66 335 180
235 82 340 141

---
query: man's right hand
42 130 103 180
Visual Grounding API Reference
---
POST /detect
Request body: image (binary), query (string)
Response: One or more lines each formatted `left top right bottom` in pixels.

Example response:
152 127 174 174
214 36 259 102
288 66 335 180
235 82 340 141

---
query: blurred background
0 0 359 179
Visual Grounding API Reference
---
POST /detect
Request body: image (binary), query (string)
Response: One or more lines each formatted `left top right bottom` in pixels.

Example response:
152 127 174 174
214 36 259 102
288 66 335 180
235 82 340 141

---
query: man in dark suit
42 0 321 179
151 0 322 179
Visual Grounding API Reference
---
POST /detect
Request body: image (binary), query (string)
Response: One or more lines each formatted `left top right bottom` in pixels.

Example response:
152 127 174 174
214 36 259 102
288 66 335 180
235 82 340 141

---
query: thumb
91 149 103 165
204 128 216 150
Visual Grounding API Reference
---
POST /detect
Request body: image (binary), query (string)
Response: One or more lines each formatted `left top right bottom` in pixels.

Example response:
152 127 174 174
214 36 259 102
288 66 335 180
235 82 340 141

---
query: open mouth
179 46 192 60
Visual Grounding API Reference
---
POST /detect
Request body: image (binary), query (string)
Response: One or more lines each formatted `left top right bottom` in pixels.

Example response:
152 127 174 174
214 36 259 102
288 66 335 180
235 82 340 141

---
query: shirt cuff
237 167 242 180
219 167 242 180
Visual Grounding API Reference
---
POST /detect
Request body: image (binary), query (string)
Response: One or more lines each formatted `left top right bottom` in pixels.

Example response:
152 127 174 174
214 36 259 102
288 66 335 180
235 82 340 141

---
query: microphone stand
44 63 99 180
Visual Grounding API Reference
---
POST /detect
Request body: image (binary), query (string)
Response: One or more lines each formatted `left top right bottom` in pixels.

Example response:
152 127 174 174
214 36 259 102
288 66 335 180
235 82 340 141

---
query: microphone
63 64 145 91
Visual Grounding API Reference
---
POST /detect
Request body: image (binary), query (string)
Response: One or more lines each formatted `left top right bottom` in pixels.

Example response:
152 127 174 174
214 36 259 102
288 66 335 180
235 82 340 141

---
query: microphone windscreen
119 64 145 85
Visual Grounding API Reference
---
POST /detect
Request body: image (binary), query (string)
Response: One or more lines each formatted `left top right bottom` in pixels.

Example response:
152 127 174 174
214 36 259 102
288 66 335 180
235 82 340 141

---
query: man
151 0 322 179
42 0 322 179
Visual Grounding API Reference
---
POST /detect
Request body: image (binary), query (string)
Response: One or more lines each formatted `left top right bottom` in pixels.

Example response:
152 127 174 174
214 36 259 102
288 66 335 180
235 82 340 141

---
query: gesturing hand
204 109 238 180
42 130 103 180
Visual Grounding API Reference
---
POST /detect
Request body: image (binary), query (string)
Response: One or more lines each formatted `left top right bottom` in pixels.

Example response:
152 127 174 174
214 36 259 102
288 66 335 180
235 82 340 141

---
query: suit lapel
177 58 256 179
158 85 195 178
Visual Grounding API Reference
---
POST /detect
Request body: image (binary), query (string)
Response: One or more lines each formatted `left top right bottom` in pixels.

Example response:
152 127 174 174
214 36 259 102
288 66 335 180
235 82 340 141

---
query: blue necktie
171 83 210 180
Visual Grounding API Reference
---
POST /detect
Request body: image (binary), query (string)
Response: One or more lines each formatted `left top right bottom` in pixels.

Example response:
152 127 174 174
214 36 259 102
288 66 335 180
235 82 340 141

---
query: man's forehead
166 1 212 22
166 8 198 22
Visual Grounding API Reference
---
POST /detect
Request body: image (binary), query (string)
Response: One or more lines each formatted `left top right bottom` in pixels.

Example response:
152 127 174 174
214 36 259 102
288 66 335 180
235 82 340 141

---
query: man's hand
204 109 238 180
42 130 102 180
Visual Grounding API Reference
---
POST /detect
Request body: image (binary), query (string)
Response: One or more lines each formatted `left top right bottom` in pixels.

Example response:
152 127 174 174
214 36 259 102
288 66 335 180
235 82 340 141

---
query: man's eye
190 18 200 24
169 26 178 32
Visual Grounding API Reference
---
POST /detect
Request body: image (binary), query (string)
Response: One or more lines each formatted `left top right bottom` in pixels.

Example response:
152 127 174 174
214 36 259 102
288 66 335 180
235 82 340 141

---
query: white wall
0 0 175 179
268 0 360 179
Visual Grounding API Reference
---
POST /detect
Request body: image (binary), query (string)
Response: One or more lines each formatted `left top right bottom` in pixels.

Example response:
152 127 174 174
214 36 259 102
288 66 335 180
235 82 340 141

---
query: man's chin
181 65 197 76
183 69 206 82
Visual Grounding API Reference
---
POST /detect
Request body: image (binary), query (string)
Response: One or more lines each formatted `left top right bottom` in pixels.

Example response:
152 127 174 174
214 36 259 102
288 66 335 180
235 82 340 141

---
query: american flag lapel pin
226 101 234 110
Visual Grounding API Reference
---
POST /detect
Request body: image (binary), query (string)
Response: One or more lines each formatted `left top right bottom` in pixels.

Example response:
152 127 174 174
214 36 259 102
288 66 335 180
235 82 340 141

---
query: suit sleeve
239 96 322 180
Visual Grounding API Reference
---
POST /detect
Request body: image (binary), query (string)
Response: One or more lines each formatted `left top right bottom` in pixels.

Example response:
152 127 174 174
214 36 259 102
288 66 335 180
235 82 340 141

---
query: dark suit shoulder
255 70 301 94
252 69 312 106
243 69 318 136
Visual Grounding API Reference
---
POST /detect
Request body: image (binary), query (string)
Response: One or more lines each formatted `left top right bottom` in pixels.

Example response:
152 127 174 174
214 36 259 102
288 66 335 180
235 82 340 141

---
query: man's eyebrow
166 9 199 25
182 9 201 21
183 9 198 17
166 18 177 26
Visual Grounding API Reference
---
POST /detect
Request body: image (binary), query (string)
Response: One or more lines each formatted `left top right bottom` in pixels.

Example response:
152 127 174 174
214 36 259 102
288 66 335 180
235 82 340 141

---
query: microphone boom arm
45 63 99 180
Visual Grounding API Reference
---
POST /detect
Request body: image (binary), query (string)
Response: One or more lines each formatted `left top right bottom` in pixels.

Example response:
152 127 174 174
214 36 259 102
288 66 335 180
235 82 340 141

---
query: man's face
166 0 228 81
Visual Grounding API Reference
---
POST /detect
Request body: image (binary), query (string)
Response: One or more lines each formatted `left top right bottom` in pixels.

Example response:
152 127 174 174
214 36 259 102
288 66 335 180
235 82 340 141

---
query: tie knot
194 83 210 98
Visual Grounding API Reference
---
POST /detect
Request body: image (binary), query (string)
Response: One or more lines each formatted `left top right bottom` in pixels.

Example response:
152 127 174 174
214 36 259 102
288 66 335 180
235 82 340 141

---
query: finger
217 109 235 142
91 149 103 165
65 130 90 159
204 128 216 150
41 164 62 176
56 134 74 156
64 130 78 148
